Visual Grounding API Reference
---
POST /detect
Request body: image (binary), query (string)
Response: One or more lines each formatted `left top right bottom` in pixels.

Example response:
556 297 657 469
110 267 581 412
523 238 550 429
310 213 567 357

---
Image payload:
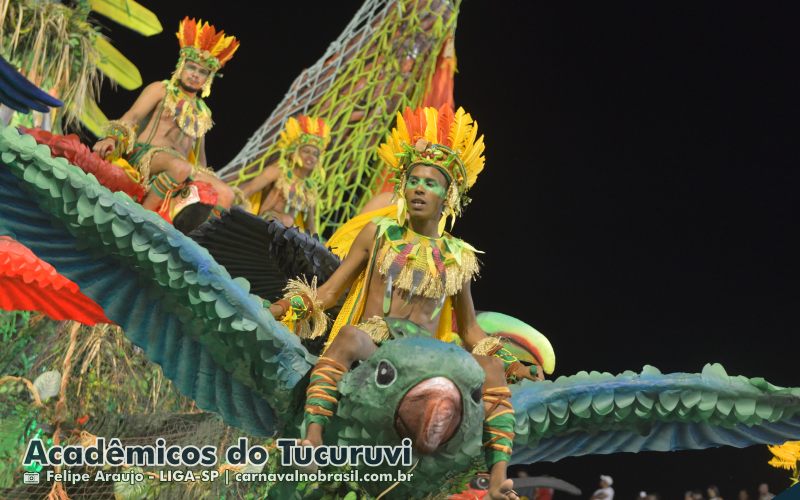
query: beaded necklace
276 166 318 218
162 80 213 139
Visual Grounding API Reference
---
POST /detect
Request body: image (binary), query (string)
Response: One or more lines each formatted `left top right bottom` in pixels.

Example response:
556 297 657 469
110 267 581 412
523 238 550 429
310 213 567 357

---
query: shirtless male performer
272 106 542 500
93 17 238 220
240 115 330 233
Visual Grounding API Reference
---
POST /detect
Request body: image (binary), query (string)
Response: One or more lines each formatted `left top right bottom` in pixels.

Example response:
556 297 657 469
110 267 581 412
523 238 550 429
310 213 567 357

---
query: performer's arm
305 204 317 235
116 81 167 125
198 136 207 167
453 279 489 351
454 281 543 382
92 82 166 158
241 164 280 197
270 222 377 318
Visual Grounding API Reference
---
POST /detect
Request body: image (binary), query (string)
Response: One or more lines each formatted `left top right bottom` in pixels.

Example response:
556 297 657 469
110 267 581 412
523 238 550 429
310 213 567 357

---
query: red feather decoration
436 104 454 147
207 30 225 52
214 42 240 67
197 22 217 50
0 237 111 325
181 17 197 47
402 107 426 141
21 128 146 202
298 115 310 132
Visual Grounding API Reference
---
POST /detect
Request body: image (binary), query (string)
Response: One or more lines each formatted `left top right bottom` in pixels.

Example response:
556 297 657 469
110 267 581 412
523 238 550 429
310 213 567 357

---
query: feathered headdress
171 17 240 97
277 115 332 153
378 105 485 231
275 115 331 187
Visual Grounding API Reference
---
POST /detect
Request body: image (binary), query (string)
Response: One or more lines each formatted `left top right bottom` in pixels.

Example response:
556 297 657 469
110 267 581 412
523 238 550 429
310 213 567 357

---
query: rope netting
220 0 460 236
0 314 272 500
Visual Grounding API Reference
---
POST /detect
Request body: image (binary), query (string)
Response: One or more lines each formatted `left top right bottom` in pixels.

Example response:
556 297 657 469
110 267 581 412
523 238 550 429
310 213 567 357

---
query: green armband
472 337 526 383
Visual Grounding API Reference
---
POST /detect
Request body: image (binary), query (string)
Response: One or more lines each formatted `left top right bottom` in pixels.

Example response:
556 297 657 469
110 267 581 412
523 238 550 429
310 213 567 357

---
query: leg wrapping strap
304 357 347 427
148 171 183 199
483 386 515 468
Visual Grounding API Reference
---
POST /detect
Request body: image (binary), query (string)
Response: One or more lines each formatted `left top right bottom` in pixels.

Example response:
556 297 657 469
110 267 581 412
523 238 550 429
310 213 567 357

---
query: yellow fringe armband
281 277 328 339
104 120 137 158
230 186 251 211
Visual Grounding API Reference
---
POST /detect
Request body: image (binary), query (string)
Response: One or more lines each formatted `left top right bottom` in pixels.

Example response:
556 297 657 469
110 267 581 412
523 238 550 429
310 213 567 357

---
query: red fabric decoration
422 37 456 112
0 237 110 325
20 127 146 202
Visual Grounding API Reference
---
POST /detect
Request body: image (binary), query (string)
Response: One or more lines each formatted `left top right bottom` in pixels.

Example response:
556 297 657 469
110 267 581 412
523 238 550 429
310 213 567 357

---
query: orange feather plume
176 17 240 68
380 105 486 200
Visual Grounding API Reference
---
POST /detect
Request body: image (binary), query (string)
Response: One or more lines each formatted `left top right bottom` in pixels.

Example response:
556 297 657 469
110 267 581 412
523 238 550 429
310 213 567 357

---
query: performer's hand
529 363 545 381
92 137 115 159
510 362 544 382
269 302 286 320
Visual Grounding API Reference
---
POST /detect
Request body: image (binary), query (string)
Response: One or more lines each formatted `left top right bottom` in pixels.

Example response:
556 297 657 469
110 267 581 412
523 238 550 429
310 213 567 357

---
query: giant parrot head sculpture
337 333 484 454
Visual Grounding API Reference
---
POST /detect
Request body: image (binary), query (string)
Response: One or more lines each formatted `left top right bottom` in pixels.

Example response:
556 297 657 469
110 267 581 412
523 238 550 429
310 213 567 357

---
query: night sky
95 2 800 497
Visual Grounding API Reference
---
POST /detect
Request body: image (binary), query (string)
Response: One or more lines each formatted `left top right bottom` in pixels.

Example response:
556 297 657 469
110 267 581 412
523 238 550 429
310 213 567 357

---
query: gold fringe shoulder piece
162 80 214 139
374 217 480 299
471 336 503 356
275 166 318 215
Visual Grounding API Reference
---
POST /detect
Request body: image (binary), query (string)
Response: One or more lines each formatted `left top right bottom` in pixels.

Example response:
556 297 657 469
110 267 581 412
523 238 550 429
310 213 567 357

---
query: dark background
95 1 800 498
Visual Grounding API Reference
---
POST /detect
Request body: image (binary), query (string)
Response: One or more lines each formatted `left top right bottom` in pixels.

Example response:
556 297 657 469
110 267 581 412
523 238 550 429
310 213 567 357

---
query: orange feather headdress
171 17 240 97
377 105 485 230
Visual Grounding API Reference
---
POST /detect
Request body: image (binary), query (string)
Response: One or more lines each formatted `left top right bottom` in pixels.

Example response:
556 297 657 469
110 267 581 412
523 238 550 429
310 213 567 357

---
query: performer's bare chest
363 270 440 333
142 111 195 154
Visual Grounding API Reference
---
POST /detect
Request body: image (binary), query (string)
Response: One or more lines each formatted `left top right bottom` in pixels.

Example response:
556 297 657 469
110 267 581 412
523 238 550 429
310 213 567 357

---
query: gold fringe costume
353 316 392 344
317 104 488 348
256 166 319 231
277 277 328 339
322 215 478 347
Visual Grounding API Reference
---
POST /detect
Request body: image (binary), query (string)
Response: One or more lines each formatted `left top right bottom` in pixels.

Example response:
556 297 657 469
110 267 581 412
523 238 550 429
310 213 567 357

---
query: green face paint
406 174 447 199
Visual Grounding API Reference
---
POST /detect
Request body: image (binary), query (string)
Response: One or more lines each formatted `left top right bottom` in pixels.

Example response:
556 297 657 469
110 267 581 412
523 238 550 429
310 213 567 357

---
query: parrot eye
375 360 397 387
469 475 490 490
471 386 482 403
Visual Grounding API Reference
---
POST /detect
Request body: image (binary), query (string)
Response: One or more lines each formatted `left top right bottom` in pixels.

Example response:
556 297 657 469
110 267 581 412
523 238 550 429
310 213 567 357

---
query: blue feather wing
511 364 800 464
0 56 63 113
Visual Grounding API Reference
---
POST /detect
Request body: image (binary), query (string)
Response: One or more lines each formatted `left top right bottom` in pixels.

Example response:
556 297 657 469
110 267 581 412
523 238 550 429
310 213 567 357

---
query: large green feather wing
511 363 800 464
0 125 315 436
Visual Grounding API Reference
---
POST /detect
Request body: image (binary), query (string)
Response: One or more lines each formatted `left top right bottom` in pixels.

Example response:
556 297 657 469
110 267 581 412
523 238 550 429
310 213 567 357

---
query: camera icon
23 472 40 484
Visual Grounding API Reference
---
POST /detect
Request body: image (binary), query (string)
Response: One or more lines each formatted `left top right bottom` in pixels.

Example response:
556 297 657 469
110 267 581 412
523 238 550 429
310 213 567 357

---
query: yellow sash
323 205 458 351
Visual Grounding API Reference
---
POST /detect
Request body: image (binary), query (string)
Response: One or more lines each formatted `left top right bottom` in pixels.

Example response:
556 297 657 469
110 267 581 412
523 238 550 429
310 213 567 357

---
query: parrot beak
395 376 462 454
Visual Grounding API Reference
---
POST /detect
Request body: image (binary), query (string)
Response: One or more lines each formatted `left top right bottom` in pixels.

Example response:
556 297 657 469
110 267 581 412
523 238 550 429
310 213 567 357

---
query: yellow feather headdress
274 115 332 187
277 115 332 153
377 105 485 228
171 17 240 97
